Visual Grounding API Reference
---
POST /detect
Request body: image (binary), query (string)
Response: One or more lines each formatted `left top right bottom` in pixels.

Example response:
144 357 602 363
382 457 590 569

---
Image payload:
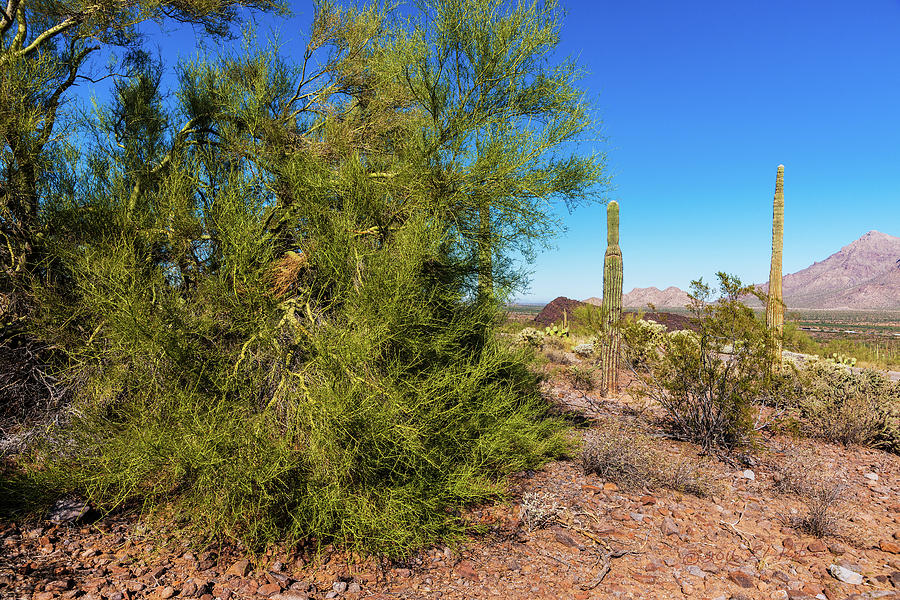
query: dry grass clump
581 424 713 496
773 447 847 538
792 483 846 538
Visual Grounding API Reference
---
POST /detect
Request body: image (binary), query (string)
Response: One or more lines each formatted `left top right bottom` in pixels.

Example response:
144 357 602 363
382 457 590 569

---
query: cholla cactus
621 318 667 368
600 201 623 396
766 165 785 369
518 327 545 348
573 342 595 357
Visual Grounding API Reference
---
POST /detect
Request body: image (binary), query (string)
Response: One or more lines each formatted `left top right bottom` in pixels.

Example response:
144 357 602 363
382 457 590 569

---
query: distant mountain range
585 286 691 309
588 230 900 310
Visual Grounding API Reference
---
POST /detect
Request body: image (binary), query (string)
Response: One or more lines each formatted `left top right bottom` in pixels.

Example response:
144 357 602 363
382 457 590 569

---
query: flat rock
828 564 863 585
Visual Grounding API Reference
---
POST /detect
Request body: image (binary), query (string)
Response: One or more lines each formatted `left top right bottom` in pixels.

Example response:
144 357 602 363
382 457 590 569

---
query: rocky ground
3 375 900 600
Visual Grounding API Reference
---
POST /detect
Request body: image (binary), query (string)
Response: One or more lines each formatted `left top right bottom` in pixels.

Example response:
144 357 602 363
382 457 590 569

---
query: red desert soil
3 375 900 600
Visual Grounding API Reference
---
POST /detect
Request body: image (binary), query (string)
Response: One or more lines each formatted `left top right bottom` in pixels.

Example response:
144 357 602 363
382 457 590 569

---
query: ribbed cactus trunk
766 165 785 370
600 201 623 396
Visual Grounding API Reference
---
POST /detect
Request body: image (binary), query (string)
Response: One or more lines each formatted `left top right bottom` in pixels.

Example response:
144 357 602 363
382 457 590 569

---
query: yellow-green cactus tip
777 164 784 172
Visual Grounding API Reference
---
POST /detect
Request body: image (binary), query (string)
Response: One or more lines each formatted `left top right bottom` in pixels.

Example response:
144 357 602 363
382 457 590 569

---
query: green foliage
7 0 600 556
795 359 899 453
633 273 775 451
405 0 609 298
569 304 604 336
782 321 899 370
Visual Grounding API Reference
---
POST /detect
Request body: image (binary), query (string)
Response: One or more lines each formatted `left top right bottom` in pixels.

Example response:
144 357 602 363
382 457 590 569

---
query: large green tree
9 0 607 554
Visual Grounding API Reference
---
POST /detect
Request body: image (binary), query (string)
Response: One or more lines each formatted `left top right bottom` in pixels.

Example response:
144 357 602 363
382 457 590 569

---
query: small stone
47 498 91 524
827 542 846 555
881 541 900 554
325 593 338 600
864 472 879 482
639 495 657 505
770 591 789 600
742 470 755 481
807 540 827 553
157 586 176 599
827 564 863 585
258 583 281 596
661 517 679 536
150 566 168 580
181 581 198 597
346 582 361 593
685 565 706 578
554 530 582 549
227 559 251 577
889 572 900 588
332 581 348 593
456 560 479 581
728 571 756 589
273 593 308 600
603 482 619 492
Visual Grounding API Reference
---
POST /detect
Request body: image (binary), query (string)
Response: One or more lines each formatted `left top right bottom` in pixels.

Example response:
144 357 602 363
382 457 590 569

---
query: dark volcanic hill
760 230 900 309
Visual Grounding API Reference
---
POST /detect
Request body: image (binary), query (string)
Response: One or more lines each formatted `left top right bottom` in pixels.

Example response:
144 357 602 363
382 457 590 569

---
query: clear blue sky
82 0 900 303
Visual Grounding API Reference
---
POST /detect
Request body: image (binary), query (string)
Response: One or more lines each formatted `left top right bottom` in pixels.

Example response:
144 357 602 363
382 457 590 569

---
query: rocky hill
759 230 900 309
587 286 692 309
589 230 900 311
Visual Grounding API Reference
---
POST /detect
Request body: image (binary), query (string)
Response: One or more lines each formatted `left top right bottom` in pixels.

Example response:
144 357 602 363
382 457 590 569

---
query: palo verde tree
402 0 609 302
26 0 581 555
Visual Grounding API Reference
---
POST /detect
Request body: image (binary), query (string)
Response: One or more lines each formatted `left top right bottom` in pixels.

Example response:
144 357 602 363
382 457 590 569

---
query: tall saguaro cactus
766 165 785 368
600 201 623 396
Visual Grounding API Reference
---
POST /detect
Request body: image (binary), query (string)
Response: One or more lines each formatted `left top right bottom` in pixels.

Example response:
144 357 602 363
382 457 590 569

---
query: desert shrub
633 274 774 451
35 211 570 556
581 424 712 496
570 304 604 337
620 316 666 369
517 327 545 349
569 365 595 390
796 360 899 452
